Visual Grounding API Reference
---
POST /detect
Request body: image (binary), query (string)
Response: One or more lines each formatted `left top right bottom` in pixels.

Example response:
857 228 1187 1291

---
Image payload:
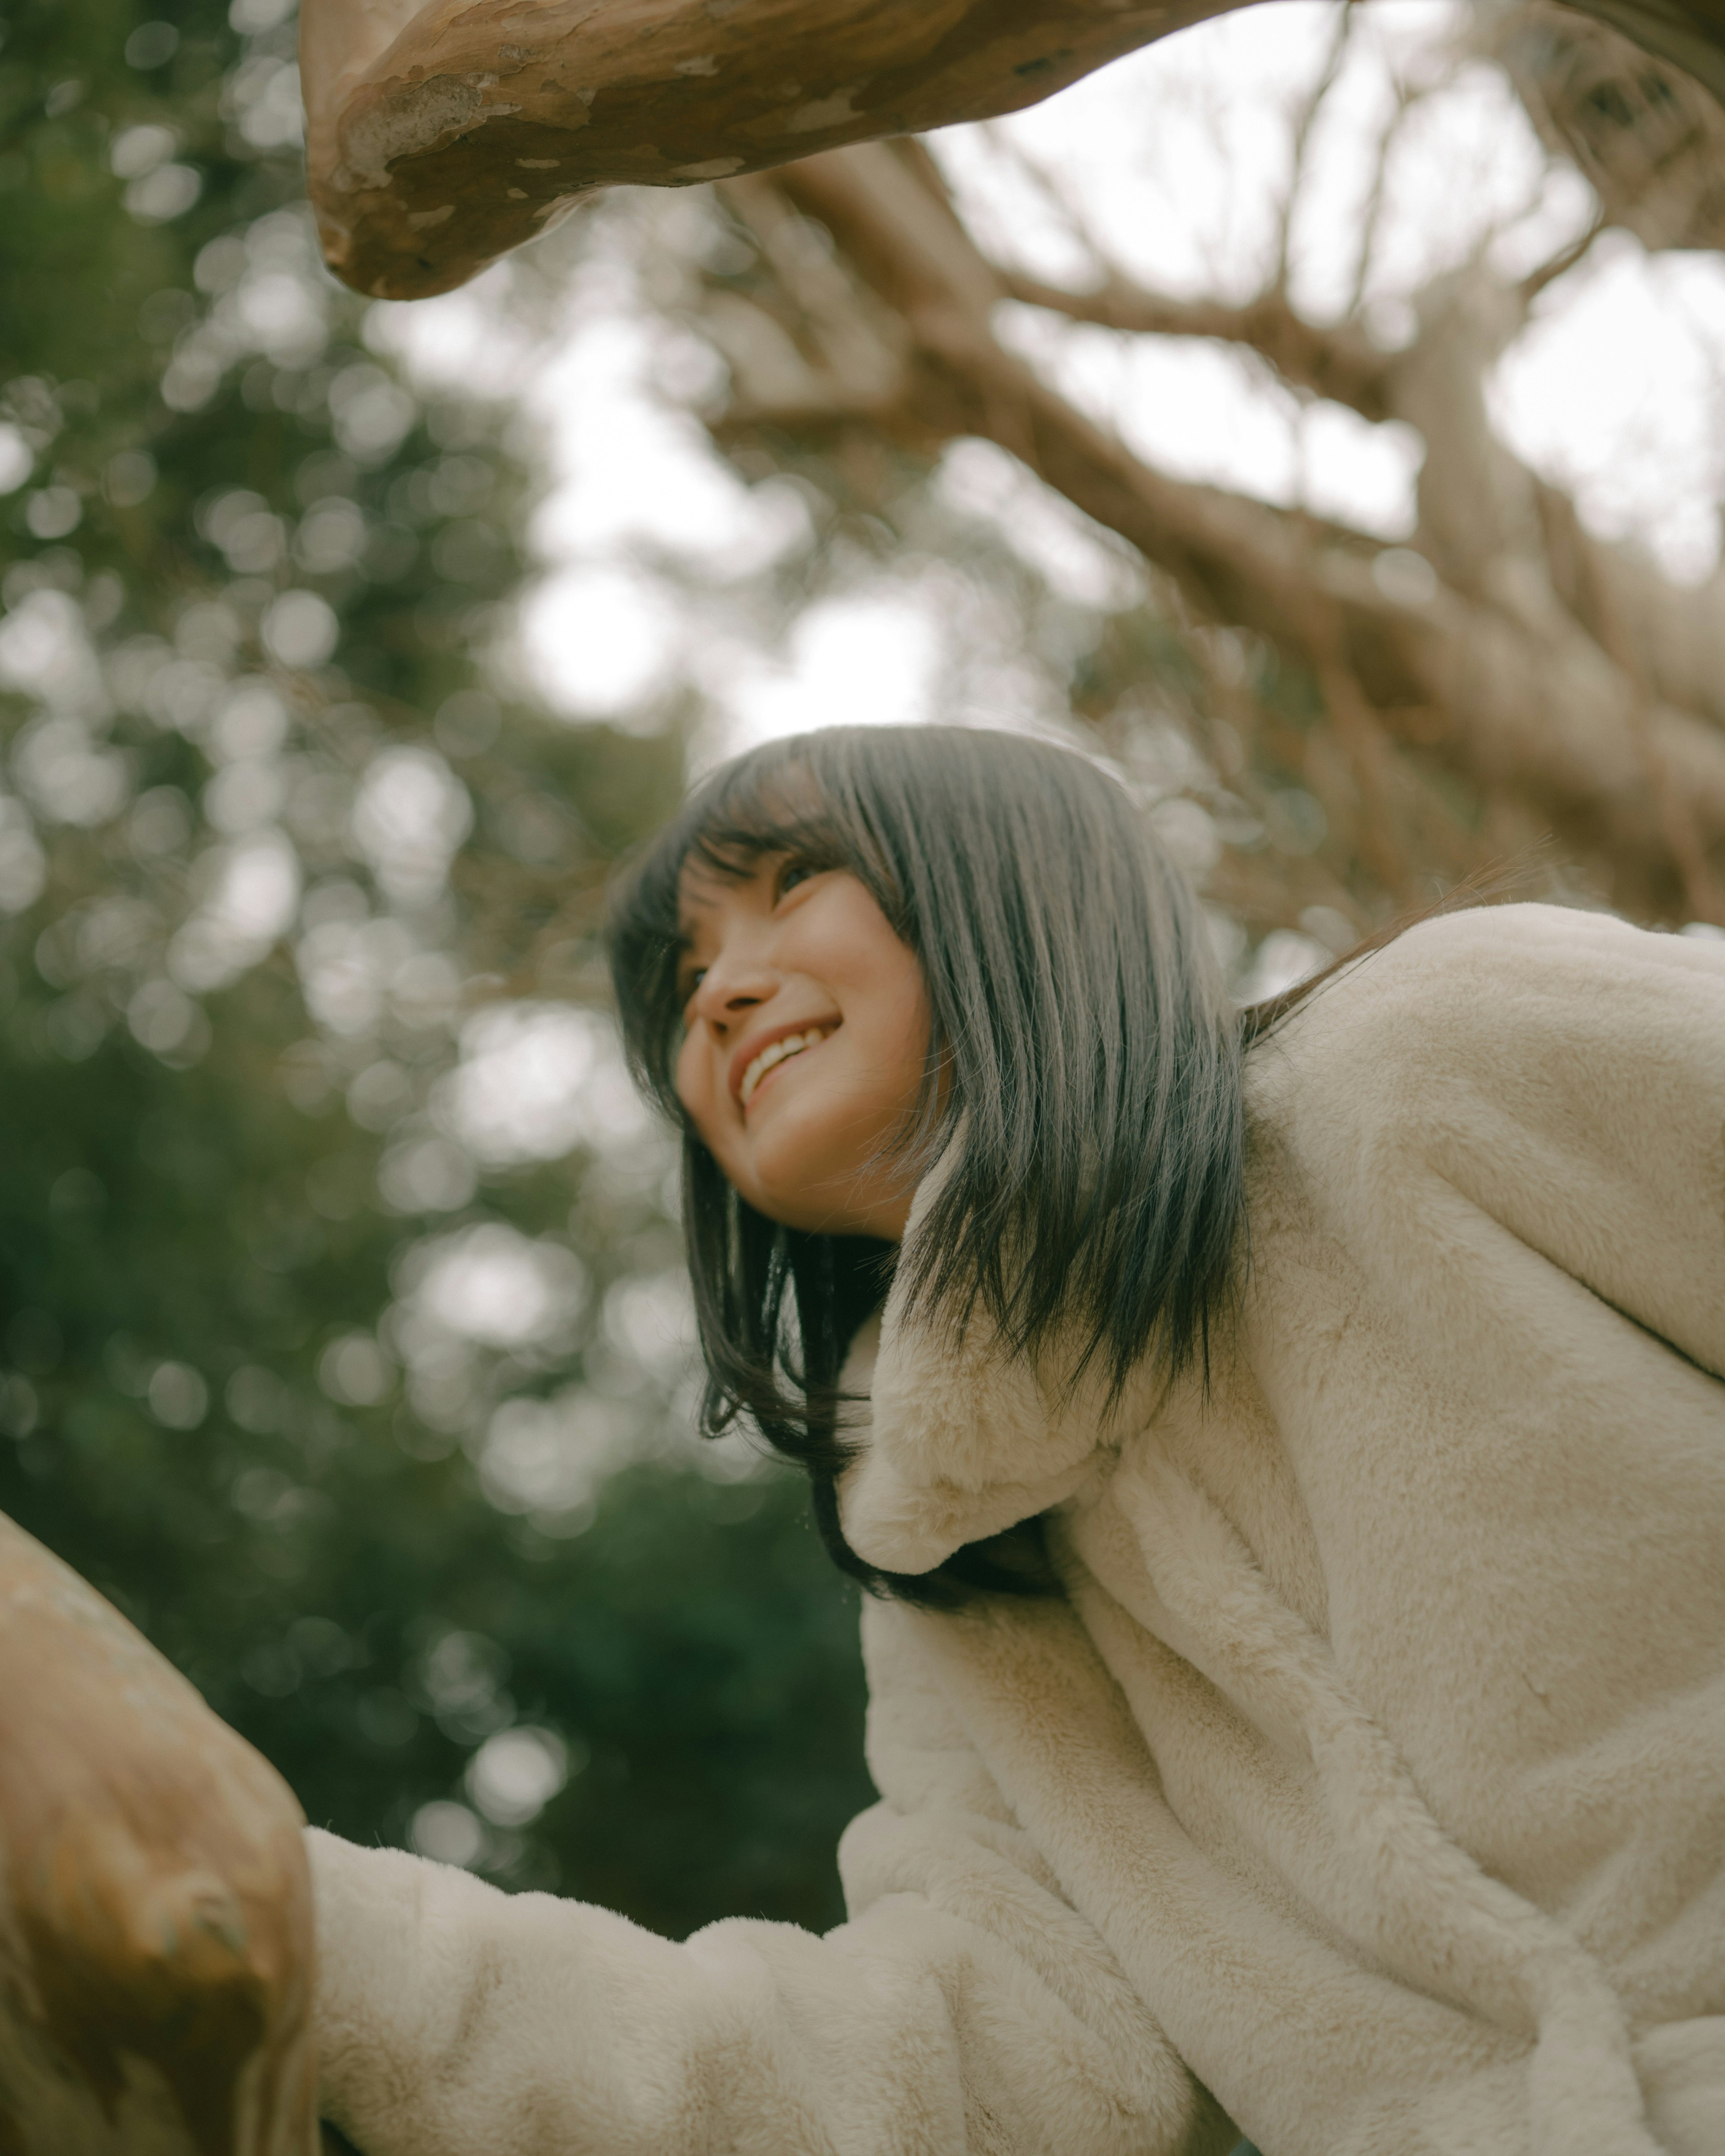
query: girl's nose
689 954 778 1029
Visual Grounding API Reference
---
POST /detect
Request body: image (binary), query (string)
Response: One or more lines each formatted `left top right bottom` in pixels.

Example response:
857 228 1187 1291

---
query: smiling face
673 853 930 1240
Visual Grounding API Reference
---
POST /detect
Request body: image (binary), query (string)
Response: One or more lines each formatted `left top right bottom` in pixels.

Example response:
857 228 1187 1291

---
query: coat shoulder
1246 902 1725 1162
1265 902 1713 1078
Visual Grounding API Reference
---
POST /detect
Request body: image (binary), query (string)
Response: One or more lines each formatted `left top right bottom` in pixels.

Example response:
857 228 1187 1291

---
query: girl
308 724 1725 2156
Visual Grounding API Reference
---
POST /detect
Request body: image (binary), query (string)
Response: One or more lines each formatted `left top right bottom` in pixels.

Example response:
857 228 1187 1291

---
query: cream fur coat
309 903 1725 2156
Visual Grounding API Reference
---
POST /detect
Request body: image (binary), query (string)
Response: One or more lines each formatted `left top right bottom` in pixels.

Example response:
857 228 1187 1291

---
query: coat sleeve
1299 903 1725 1382
308 1597 1219 2156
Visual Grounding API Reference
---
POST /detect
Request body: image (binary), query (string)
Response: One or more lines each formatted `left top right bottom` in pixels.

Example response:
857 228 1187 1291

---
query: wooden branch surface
0 1513 317 2155
303 0 1228 297
301 0 1725 299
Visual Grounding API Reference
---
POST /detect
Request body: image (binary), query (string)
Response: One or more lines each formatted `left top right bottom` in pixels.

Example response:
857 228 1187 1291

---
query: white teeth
739 1028 830 1107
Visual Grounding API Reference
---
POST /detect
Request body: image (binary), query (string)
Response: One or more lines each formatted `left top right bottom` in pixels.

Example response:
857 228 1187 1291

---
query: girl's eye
778 861 816 898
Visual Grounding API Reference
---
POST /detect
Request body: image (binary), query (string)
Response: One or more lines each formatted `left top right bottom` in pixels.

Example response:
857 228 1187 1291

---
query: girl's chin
749 1160 849 1223
748 1154 871 1232
752 1166 910 1240
737 1095 902 1228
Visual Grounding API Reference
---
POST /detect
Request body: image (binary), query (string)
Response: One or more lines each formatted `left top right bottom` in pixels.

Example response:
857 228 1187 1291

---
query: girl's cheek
678 1047 735 1162
672 1036 707 1127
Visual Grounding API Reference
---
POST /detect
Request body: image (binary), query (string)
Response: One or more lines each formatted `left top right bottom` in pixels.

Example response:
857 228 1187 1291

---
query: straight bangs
606 725 1246 1607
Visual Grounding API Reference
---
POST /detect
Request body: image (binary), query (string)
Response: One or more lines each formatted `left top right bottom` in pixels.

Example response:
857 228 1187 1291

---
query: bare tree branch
996 268 1397 419
1518 207 1608 305
1341 75 1429 321
1275 0 1358 291
704 133 1725 921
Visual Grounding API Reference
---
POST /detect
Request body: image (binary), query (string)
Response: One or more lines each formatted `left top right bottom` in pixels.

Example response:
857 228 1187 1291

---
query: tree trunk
0 1514 317 2155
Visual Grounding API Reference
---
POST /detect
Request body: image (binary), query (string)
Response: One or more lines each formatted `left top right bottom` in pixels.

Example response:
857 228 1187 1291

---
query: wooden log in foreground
0 1512 317 2156
301 0 1725 300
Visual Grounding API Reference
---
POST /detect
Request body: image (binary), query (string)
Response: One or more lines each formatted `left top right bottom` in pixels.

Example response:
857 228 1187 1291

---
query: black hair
607 723 1256 1607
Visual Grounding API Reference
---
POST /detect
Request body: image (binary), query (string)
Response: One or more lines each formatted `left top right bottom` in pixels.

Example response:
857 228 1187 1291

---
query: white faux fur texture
310 905 1725 2155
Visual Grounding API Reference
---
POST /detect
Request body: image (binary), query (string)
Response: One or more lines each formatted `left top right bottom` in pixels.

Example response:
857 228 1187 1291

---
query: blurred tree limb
681 12 1725 924
1488 0 1725 245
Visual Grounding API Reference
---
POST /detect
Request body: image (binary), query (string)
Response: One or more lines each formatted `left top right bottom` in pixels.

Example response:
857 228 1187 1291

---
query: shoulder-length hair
607 723 1260 1607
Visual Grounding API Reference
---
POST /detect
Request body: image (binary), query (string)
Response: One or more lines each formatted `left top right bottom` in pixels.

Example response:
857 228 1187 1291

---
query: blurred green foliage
0 0 873 1934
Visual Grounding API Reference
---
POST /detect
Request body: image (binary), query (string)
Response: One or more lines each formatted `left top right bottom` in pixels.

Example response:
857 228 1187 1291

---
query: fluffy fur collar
835 1171 1167 1573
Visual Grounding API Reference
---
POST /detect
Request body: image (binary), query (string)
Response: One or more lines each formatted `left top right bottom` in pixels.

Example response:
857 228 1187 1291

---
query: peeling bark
300 0 1725 298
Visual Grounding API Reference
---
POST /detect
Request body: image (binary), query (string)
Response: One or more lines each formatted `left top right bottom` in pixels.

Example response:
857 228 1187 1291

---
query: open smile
738 1023 839 1109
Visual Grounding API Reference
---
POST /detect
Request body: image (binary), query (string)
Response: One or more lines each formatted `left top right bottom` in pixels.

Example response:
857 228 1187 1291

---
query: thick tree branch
0 1514 316 2153
300 0 1233 298
298 0 1725 297
1493 2 1725 247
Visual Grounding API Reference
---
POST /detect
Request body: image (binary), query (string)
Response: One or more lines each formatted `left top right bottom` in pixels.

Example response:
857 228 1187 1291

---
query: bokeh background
2 0 1721 1938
